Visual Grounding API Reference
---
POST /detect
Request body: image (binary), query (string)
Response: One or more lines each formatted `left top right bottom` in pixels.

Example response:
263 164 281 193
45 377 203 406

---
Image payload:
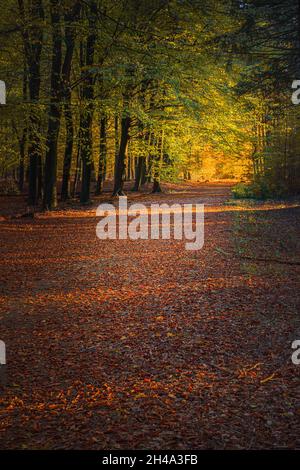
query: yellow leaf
260 373 275 384
134 393 147 400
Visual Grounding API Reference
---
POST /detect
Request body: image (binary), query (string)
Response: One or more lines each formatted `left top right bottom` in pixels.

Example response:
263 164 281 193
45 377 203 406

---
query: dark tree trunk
152 129 164 193
80 2 97 204
61 2 81 201
19 130 26 192
95 116 107 195
113 115 131 196
37 153 43 199
126 144 131 181
79 120 94 206
114 114 119 177
133 156 143 191
72 42 84 199
18 0 44 206
43 0 62 210
80 110 94 203
72 128 82 198
112 64 136 196
141 157 147 185
131 79 149 192
19 58 27 193
61 102 73 200
152 179 162 193
27 113 39 205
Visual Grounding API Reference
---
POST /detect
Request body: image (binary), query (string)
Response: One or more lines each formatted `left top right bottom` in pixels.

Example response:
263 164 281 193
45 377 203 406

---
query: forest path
0 182 299 449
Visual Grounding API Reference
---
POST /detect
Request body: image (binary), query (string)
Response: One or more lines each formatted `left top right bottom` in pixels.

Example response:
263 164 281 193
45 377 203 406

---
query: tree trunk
132 79 149 192
80 2 97 204
61 2 81 201
19 129 26 192
18 0 44 206
126 143 131 181
133 157 143 191
19 57 28 193
152 129 164 193
61 102 73 200
114 114 119 177
37 153 43 199
95 116 107 195
141 156 147 185
152 179 162 193
43 0 62 210
72 128 82 198
80 112 93 203
113 115 131 196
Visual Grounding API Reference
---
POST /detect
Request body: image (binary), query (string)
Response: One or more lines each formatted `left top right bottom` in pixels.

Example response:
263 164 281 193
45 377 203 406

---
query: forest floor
0 181 299 449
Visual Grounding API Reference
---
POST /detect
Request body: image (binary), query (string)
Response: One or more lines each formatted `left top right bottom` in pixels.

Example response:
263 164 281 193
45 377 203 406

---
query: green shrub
232 180 290 200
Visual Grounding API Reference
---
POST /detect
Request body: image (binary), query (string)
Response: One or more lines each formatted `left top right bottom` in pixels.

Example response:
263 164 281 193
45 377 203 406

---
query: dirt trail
0 183 299 449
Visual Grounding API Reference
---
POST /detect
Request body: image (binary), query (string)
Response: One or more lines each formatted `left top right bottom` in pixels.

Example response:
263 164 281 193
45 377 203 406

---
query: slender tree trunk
61 2 81 201
113 72 133 196
43 0 62 210
19 57 28 192
72 42 84 198
126 144 130 181
37 151 43 199
27 117 39 204
152 129 164 193
19 130 26 192
61 101 73 200
18 0 44 206
133 156 143 191
113 114 131 196
95 115 107 195
141 156 147 185
131 79 148 192
72 128 82 198
80 110 94 203
80 2 97 204
114 114 119 176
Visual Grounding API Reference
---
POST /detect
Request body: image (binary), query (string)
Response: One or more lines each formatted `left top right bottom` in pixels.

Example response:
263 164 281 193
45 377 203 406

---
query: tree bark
95 116 107 195
80 2 97 204
113 71 133 196
72 128 82 198
131 79 149 192
61 2 82 201
133 156 143 191
43 0 62 210
19 130 26 192
113 114 131 196
152 129 164 193
18 57 28 192
18 0 44 206
61 102 73 200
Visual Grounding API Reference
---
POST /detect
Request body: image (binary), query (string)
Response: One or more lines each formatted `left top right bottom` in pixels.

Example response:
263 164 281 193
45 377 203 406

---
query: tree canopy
0 0 299 207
